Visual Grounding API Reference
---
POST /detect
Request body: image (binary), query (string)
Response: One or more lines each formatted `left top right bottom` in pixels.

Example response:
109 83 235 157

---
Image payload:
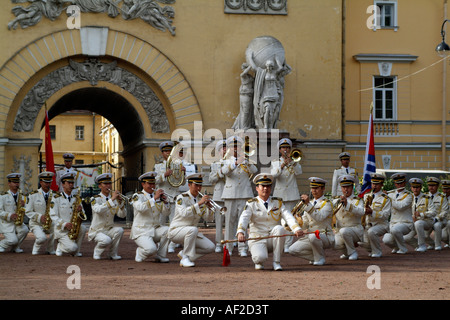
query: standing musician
425 177 449 251
168 173 215 267
208 139 227 253
331 152 360 198
289 177 333 266
0 173 29 253
88 173 127 260
49 172 86 257
382 173 416 254
221 135 258 256
56 153 79 194
25 171 58 255
358 173 391 258
237 174 303 270
333 175 364 261
440 180 450 248
154 141 182 252
130 171 170 263
270 138 302 252
410 178 436 252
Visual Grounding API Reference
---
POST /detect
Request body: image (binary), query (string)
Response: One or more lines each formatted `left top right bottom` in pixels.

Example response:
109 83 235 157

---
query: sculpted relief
8 0 176 36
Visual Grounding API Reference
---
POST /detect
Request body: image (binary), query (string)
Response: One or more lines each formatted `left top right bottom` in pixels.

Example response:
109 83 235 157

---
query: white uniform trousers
214 201 225 245
289 231 334 263
56 225 86 255
362 224 389 256
427 221 442 248
93 226 124 257
334 226 364 256
29 225 55 254
134 226 169 261
248 225 287 265
382 223 416 252
168 226 215 262
0 224 28 252
223 199 248 254
441 220 450 247
281 200 297 251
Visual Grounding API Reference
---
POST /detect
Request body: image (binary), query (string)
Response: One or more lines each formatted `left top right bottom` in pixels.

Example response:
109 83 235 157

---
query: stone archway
0 27 203 189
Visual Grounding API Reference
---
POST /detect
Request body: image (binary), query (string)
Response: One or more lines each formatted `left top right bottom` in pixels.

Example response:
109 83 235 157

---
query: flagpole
359 102 376 198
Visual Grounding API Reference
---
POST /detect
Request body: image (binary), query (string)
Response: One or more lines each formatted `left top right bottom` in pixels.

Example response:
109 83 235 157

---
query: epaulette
53 193 62 198
380 193 388 198
247 197 258 203
29 190 38 195
272 197 283 201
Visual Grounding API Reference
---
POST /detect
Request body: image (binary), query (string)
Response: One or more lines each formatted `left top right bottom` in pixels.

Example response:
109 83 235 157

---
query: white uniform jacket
332 195 365 230
332 166 360 197
88 193 126 241
388 189 414 226
237 196 301 238
209 159 225 202
364 191 391 227
427 192 449 222
130 190 170 240
170 191 214 230
154 161 179 202
301 196 333 233
25 189 57 229
221 158 257 200
270 158 302 202
0 191 27 234
49 193 85 239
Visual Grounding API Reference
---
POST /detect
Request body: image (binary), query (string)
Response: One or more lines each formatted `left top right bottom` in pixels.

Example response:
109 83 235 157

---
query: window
75 125 84 140
374 1 398 30
75 159 84 165
373 76 396 120
49 125 56 140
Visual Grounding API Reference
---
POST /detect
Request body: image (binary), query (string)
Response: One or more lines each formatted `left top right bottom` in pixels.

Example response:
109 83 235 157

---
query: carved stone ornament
13 58 170 133
12 155 33 194
8 0 176 36
224 0 287 15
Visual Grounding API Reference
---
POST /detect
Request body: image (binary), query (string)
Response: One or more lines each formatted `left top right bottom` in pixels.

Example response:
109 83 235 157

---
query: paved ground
1 223 449 308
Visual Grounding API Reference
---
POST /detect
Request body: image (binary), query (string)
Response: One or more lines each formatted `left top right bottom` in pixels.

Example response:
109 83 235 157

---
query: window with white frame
374 0 398 30
75 125 84 140
373 76 396 120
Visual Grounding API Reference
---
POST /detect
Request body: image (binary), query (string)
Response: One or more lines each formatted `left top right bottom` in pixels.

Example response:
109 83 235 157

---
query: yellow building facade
345 0 450 177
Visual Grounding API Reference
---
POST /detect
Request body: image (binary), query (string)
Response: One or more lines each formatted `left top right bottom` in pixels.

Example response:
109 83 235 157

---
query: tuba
68 190 87 241
166 142 186 187
14 189 26 226
42 192 53 231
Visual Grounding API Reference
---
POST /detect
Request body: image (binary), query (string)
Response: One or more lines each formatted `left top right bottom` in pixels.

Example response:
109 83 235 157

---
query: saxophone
362 193 374 228
68 190 87 241
42 192 53 231
14 189 26 226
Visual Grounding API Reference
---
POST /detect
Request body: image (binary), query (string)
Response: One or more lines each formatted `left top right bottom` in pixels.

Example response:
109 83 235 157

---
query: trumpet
198 192 227 214
161 192 175 201
107 189 131 203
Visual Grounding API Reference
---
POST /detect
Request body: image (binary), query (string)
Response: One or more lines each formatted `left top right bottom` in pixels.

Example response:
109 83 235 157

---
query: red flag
44 107 58 191
222 246 230 266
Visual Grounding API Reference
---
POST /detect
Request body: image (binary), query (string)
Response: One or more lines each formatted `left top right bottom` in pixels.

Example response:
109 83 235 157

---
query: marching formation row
1 137 449 271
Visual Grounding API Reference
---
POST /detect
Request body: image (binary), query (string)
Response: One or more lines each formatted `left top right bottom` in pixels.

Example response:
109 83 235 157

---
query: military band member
410 178 436 252
358 173 391 258
441 180 450 248
168 173 215 267
333 175 364 260
237 174 303 270
382 173 416 254
56 153 79 194
221 135 258 256
270 138 302 252
25 171 58 255
208 140 227 253
88 173 126 260
49 172 86 257
154 141 181 252
425 177 449 251
331 152 360 197
131 171 170 263
0 173 29 253
288 177 333 266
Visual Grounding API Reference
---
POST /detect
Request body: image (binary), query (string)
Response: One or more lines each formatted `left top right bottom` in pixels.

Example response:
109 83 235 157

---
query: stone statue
233 36 291 130
8 0 176 35
232 62 254 130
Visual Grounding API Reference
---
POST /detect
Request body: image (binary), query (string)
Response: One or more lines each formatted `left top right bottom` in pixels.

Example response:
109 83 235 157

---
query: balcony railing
374 121 399 136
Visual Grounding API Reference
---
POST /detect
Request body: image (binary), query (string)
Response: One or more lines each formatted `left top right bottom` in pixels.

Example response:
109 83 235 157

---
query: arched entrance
0 28 203 190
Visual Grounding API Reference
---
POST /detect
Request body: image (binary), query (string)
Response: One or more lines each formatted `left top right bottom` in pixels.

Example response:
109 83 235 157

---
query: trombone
198 192 227 214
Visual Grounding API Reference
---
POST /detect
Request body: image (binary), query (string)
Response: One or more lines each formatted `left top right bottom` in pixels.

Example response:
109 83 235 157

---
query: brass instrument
244 136 257 158
14 189 26 226
166 142 186 187
198 192 227 214
42 192 53 231
290 148 303 162
68 189 87 241
161 192 175 201
362 193 373 228
291 200 306 227
107 189 131 204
